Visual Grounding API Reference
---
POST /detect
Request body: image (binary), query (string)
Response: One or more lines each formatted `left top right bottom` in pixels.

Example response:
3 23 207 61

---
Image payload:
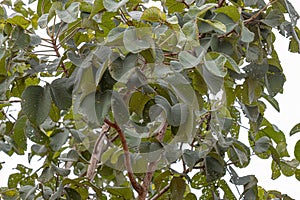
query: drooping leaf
21 85 52 125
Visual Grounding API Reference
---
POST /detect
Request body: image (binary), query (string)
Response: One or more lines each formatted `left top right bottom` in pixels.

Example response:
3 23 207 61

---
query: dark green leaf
22 85 51 125
295 140 300 162
170 177 186 200
50 78 73 110
50 129 69 152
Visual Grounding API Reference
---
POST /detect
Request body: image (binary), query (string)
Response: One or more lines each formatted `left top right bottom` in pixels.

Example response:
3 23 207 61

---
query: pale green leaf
241 24 255 43
56 2 79 23
103 0 129 12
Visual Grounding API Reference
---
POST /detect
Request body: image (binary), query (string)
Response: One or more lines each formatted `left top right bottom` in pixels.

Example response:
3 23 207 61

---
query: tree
0 0 300 199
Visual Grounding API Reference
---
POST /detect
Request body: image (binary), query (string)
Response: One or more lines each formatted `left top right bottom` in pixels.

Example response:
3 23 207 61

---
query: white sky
1 0 300 198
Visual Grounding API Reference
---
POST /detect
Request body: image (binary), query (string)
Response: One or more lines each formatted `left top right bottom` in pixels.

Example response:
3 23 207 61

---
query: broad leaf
103 0 129 12
21 85 52 125
56 2 80 23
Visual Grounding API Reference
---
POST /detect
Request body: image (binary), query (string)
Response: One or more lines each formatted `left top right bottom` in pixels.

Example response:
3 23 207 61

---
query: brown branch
104 118 144 195
139 121 168 200
217 0 226 8
52 39 68 76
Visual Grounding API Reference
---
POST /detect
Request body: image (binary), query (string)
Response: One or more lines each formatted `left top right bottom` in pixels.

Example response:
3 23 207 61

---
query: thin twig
244 1 277 24
104 118 144 195
217 0 226 8
150 184 171 200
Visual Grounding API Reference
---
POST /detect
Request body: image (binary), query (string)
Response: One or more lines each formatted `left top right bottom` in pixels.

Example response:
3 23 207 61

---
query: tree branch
139 121 168 200
244 1 277 25
86 123 110 181
217 0 226 8
104 118 144 195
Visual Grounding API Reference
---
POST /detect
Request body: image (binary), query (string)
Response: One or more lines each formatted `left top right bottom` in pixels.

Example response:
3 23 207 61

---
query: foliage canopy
0 0 300 199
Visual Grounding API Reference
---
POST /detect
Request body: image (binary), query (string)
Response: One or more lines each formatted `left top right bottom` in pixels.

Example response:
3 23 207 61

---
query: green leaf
103 0 129 12
141 7 166 22
25 121 49 144
262 93 280 112
19 185 37 200
37 14 49 28
106 187 133 199
271 160 281 180
170 177 186 200
50 78 73 110
205 153 226 182
50 129 69 152
215 5 240 22
65 188 81 200
198 18 227 33
295 140 300 162
204 52 227 77
261 9 284 28
165 0 186 13
56 2 80 23
123 27 151 53
290 123 300 136
254 136 271 154
38 167 54 183
7 15 30 29
218 179 237 200
22 85 52 125
109 54 137 81
12 116 27 155
90 0 104 18
241 24 255 43
51 163 71 176
265 65 286 97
